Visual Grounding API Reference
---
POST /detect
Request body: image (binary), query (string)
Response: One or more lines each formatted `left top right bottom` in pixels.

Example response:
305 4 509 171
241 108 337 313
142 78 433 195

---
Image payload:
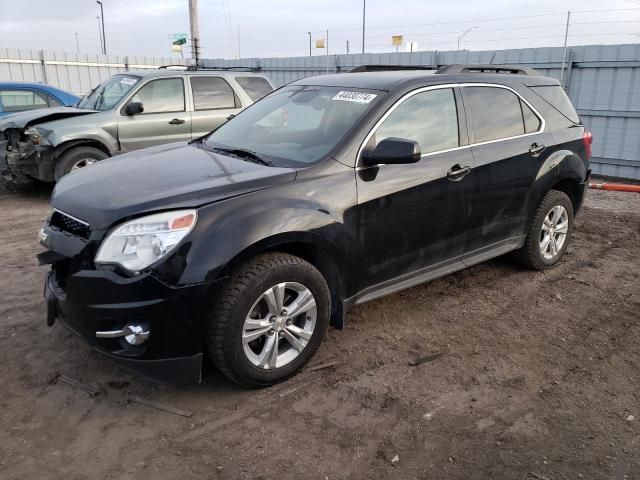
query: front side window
77 74 140 111
0 89 60 112
464 86 527 143
191 77 237 110
205 86 381 167
235 76 274 101
132 78 185 114
370 88 459 155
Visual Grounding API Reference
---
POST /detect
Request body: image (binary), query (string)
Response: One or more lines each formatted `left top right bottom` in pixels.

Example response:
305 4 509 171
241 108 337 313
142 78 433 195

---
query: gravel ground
0 183 638 480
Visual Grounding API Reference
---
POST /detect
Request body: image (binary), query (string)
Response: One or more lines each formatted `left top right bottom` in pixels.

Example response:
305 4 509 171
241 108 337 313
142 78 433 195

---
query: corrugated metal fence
0 49 186 96
205 44 640 179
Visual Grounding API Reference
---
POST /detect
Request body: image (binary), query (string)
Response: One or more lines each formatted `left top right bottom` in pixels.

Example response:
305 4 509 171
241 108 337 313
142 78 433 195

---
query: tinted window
132 78 185 114
521 100 541 133
465 87 525 142
0 89 60 112
235 76 274 101
372 88 459 154
190 77 237 110
529 85 580 123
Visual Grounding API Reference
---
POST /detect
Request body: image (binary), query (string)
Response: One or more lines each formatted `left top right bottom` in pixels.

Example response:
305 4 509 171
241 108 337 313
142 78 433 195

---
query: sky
0 0 639 60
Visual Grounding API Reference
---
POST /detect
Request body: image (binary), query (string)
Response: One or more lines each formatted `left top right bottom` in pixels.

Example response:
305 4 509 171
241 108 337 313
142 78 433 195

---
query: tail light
583 130 593 160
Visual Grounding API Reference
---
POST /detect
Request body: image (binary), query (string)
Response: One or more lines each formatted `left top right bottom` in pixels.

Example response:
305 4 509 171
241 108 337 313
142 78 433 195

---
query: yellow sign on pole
391 35 403 46
315 39 325 49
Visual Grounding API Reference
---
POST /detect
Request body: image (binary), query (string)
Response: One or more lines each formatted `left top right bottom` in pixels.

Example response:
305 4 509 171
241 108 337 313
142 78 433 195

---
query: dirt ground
0 183 638 480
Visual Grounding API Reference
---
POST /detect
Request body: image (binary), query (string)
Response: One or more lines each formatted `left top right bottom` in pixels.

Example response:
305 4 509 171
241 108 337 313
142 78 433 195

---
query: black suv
39 64 592 388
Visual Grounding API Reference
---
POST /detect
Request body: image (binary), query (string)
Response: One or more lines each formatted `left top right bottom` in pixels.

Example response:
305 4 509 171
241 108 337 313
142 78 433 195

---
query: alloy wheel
71 158 97 170
242 282 317 370
539 205 569 260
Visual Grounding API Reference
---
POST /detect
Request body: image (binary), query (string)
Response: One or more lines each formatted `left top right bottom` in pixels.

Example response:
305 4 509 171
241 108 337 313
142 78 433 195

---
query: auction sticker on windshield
332 91 377 104
119 77 138 85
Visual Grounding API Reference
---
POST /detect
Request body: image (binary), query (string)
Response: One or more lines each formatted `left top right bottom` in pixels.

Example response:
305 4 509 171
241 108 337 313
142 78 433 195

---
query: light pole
308 32 312 56
362 0 366 53
457 26 477 51
74 32 79 54
96 1 106 54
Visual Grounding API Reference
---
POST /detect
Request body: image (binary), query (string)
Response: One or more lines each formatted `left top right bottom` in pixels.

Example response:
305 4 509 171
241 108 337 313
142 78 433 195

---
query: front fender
37 113 119 153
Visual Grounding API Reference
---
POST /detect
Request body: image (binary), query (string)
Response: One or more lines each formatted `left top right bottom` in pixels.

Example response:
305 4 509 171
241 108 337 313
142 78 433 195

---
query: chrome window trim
356 82 546 168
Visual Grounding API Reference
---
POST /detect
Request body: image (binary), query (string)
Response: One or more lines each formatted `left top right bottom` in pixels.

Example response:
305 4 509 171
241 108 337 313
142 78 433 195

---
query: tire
54 146 109 181
515 189 574 271
207 252 331 388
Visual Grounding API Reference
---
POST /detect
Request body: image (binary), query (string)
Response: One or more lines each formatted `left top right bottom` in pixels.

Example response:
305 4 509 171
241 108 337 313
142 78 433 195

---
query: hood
51 142 297 229
0 106 97 130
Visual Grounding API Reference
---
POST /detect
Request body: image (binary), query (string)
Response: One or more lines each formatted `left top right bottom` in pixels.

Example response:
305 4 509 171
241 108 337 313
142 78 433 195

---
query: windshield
76 74 141 111
204 85 381 167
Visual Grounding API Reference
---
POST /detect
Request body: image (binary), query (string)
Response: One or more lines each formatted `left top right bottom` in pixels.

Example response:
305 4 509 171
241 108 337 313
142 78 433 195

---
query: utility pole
188 0 201 67
96 1 106 54
237 25 241 59
361 0 366 53
346 40 350 54
74 32 79 54
326 29 329 73
308 32 312 56
560 11 571 88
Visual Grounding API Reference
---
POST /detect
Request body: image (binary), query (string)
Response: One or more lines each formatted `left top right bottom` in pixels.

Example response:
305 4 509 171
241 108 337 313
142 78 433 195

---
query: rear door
189 76 242 138
356 86 474 297
460 84 551 260
118 76 191 151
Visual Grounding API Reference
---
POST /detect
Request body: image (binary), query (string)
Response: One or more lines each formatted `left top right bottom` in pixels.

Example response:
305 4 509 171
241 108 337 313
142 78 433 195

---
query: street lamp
96 1 106 55
457 26 477 51
308 32 312 56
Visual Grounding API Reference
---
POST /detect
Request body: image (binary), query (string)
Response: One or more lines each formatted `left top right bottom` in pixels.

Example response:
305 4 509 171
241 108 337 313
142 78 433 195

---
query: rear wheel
516 189 574 270
207 253 331 388
54 146 108 181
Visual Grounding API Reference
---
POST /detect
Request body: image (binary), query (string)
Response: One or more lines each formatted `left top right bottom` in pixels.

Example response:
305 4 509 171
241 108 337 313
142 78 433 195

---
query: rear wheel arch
551 177 583 214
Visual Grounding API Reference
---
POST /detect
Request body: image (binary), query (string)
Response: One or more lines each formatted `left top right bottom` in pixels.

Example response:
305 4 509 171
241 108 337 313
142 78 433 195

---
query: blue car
0 82 79 116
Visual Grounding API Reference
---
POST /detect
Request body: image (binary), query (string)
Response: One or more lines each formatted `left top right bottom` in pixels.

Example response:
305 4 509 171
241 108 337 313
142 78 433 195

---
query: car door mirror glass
124 101 144 116
363 137 421 166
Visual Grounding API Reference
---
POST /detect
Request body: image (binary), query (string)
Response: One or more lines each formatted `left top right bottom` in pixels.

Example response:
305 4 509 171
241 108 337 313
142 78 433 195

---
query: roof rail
436 64 541 76
350 65 437 73
157 65 261 72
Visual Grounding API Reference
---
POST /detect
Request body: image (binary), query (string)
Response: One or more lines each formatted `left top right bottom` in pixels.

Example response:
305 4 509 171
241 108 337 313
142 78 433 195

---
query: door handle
529 142 546 156
169 118 186 125
446 164 472 181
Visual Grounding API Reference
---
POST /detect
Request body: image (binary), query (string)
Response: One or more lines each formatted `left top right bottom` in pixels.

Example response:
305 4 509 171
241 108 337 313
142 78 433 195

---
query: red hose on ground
589 182 640 193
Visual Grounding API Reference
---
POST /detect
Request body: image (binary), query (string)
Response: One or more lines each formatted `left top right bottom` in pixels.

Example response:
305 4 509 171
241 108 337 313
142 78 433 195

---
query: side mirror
362 137 421 166
124 102 144 116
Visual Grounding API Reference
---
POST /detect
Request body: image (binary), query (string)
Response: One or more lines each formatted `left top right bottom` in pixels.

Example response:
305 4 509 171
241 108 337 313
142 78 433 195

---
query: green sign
172 37 187 46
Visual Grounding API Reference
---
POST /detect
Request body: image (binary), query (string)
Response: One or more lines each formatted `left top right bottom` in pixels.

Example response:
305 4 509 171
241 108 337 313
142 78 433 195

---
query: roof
292 70 560 91
0 81 79 100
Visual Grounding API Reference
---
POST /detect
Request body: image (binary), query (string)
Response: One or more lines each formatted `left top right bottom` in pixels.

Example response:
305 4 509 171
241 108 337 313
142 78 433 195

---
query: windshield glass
205 85 381 167
77 74 141 111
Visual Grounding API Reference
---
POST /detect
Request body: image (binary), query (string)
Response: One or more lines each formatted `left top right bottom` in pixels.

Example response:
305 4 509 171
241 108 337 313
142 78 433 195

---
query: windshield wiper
210 147 273 166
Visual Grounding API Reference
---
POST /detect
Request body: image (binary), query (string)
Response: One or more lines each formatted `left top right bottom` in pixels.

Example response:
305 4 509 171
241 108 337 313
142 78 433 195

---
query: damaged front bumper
1 134 55 184
39 219 218 385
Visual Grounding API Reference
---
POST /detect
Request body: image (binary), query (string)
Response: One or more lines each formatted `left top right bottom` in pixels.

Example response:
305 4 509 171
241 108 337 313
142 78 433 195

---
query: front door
118 77 191 151
356 87 474 298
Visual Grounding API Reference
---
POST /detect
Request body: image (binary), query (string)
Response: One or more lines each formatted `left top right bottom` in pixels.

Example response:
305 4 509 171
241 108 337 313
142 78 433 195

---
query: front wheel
54 146 109 181
516 189 574 270
207 253 331 388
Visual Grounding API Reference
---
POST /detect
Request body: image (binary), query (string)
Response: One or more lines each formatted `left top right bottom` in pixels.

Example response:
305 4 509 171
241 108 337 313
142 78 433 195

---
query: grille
50 210 91 239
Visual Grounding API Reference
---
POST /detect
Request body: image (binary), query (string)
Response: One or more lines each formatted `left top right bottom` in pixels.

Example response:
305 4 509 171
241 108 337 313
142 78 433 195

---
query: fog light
96 323 150 345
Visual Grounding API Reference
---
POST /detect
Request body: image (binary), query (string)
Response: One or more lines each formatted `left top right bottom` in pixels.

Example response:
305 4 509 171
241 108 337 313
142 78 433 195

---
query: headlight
95 210 197 272
24 127 46 145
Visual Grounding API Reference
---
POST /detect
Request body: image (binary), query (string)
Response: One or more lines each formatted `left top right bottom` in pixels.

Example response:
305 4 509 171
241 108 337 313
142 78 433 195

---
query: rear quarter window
529 85 580 124
235 76 274 101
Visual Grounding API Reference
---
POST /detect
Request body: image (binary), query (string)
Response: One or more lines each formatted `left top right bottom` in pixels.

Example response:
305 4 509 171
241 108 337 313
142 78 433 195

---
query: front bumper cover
44 261 217 385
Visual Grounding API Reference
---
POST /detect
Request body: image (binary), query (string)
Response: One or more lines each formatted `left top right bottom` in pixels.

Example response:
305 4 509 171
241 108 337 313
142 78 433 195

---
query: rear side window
190 77 238 110
464 87 526 143
0 89 60 112
235 76 273 101
529 85 580 124
521 100 541 133
372 88 459 155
